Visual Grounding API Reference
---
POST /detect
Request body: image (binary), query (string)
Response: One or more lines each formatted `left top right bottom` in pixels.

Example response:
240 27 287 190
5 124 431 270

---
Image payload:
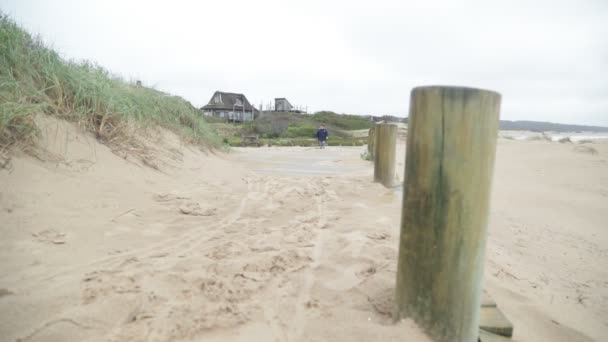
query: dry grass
0 14 220 159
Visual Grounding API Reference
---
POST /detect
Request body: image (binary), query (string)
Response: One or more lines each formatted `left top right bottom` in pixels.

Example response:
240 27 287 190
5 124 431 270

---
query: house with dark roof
201 91 258 122
275 98 293 112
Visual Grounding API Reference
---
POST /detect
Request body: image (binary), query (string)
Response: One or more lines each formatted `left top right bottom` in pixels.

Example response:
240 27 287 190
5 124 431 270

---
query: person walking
316 125 329 149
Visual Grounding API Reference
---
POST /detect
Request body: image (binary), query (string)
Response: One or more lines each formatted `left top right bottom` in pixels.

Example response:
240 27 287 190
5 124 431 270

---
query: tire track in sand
286 180 329 342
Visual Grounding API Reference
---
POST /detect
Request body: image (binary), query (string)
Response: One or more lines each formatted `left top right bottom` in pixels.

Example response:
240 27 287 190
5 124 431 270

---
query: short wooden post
373 123 397 187
394 86 501 342
367 126 376 160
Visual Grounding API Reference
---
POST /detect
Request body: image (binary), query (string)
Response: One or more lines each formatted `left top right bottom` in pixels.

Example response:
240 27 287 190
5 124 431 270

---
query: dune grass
239 111 374 140
311 111 374 131
0 14 220 152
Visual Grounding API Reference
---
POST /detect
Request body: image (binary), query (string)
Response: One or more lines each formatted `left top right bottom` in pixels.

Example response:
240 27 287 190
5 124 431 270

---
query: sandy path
230 141 608 342
0 119 426 341
1 118 607 341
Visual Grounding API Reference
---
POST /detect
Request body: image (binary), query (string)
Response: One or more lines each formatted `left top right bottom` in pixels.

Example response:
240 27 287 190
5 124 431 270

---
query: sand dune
1 117 607 341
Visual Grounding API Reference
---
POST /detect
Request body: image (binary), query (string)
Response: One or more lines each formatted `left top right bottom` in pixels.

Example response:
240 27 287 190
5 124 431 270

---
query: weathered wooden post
394 86 501 342
367 125 376 160
373 123 397 187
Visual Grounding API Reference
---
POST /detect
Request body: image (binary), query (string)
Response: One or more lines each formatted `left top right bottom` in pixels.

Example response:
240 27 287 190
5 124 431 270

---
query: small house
201 91 258 122
275 98 293 112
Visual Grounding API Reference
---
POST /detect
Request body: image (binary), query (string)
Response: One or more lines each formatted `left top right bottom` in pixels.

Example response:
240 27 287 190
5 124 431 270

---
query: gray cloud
2 0 607 125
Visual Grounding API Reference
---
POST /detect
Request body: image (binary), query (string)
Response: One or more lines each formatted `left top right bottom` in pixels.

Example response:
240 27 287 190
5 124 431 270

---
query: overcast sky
2 0 607 125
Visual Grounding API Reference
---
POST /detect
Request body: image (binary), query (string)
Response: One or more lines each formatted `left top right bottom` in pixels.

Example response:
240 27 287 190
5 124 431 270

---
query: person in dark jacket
316 125 329 149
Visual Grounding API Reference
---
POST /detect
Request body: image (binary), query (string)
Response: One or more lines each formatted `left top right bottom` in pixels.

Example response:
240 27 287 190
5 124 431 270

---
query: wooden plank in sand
479 306 514 337
479 328 512 341
394 86 502 342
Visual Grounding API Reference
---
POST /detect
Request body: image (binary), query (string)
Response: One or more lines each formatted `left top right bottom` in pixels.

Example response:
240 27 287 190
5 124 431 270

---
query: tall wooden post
373 123 397 187
367 125 376 160
394 86 501 342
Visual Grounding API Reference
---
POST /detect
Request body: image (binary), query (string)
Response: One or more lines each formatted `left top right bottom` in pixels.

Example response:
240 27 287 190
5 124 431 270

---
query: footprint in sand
32 229 67 245
179 202 217 216
317 264 373 291
0 288 14 297
368 287 394 318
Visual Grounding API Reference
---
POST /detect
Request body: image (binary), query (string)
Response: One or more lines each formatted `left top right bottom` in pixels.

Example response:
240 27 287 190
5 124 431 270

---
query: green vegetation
360 151 373 161
311 111 374 130
210 110 372 147
211 110 373 147
0 14 220 151
244 111 373 138
219 134 366 147
284 123 317 138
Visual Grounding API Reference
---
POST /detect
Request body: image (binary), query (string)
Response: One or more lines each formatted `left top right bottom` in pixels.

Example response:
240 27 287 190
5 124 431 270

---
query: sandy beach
1 118 607 341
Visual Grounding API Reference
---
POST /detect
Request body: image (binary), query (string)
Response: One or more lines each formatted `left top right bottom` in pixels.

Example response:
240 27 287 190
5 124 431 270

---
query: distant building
275 98 293 112
201 91 258 122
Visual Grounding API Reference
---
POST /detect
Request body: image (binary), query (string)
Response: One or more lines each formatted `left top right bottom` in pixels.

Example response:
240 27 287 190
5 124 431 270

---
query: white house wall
210 110 254 122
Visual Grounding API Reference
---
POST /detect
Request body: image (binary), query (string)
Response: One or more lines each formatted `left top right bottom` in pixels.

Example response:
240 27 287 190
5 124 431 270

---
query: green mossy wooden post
368 126 376 160
373 123 397 187
394 86 501 342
